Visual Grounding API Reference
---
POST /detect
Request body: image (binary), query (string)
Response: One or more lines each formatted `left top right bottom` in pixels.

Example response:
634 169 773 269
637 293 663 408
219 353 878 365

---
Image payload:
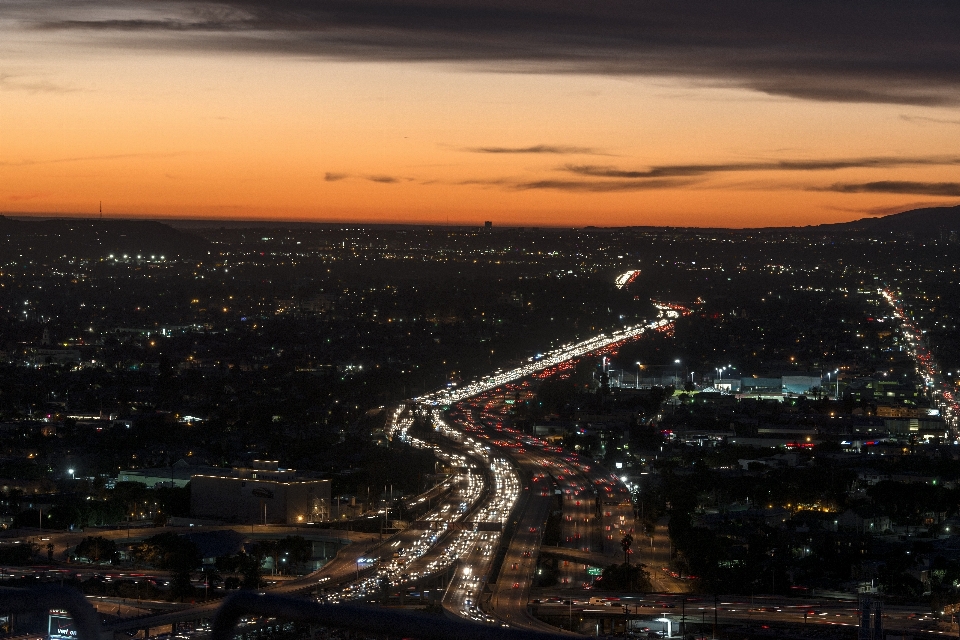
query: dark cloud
0 151 180 167
900 114 960 126
324 172 347 181
22 0 960 105
467 145 601 155
367 175 400 183
0 72 81 94
565 156 960 180
513 178 696 192
820 181 960 197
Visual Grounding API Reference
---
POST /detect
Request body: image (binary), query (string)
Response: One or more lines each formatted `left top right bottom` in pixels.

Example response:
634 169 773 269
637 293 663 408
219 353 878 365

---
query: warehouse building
191 460 331 524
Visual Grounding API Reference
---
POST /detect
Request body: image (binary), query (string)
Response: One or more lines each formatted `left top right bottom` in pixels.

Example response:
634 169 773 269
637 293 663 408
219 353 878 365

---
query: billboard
48 610 76 640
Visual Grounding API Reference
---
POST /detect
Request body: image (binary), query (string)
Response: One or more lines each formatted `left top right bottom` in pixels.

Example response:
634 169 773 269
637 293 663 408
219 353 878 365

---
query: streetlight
68 468 75 481
636 363 642 389
821 368 841 399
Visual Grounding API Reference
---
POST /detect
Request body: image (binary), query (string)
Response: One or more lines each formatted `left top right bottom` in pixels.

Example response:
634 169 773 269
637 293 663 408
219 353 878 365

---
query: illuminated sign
48 610 76 640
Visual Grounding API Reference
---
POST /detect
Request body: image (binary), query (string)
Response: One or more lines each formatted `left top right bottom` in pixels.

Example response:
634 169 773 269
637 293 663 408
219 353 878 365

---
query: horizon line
2 207 948 231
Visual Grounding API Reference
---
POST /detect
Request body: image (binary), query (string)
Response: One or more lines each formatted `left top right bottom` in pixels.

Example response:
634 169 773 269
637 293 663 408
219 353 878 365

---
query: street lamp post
636 363 642 389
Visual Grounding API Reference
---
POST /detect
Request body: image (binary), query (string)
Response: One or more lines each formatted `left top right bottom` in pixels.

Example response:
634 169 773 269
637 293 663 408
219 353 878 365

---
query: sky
2 0 960 227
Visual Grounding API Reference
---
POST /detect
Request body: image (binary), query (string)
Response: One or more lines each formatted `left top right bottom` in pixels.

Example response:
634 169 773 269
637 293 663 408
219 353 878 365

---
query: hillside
816 204 960 238
0 217 210 261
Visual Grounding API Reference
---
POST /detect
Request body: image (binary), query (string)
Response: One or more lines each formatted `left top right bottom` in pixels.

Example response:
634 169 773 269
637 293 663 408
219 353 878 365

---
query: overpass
538 547 616 569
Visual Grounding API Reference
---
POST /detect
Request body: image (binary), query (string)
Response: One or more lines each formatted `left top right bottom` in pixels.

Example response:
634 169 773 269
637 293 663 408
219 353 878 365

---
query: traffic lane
442 536 497 624
475 447 559 627
491 491 550 618
530 594 937 635
487 482 565 633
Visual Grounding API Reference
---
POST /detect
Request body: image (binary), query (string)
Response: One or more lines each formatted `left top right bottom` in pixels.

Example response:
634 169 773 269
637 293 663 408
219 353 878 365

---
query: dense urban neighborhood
3 208 960 638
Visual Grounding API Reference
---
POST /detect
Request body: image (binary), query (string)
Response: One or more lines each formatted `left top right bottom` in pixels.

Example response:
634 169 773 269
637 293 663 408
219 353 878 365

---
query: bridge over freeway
537 547 617 570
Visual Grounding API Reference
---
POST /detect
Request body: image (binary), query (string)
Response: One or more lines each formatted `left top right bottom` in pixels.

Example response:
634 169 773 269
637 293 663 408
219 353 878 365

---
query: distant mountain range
3 203 959 257
0 216 210 261
810 204 960 237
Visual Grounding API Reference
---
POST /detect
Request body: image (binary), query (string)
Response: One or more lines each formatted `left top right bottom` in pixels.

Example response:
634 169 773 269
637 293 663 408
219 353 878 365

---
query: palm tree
621 533 634 567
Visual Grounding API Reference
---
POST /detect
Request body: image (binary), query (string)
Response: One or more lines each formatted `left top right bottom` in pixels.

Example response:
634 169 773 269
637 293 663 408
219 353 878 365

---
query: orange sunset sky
3 1 960 227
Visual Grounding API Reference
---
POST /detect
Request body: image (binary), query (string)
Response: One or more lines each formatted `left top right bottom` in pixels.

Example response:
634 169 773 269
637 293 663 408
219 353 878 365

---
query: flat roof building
118 458 222 488
191 460 331 525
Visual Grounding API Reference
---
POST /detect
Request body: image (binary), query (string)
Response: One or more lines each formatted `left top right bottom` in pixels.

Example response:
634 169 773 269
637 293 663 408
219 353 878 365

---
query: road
105 413 492 632
438 386 640 633
643 517 689 593
101 298 959 640
529 592 946 637
24 309 690 638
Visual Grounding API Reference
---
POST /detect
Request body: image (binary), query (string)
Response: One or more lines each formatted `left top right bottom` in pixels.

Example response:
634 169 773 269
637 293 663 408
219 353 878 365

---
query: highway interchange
79 306 682 638
20 300 949 638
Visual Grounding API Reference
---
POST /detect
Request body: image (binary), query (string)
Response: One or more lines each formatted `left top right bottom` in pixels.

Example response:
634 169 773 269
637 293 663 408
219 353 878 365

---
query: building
191 460 331 524
837 508 891 534
117 459 222 488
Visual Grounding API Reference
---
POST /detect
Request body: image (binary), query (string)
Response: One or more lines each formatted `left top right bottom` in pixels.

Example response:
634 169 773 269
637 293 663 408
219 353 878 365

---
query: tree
74 536 119 564
621 533 634 567
238 550 264 590
131 533 199 601
0 542 37 566
596 562 651 592
277 536 312 574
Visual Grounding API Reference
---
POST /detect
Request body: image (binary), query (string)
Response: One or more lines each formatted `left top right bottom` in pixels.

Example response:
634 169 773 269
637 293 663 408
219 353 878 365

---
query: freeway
82 308 689 638
441 386 640 633
319 409 506 608
418 303 683 406
528 592 946 637
881 287 960 431
105 409 495 633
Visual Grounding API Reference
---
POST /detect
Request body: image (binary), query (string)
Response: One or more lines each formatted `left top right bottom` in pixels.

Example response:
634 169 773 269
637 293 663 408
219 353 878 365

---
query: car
512 582 520 589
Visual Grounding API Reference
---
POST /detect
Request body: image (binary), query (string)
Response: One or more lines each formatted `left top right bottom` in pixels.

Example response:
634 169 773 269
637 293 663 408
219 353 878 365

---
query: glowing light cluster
417 303 681 406
614 270 641 289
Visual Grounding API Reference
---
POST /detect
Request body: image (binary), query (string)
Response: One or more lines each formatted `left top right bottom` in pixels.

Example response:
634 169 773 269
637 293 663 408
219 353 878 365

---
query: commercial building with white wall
191 460 331 525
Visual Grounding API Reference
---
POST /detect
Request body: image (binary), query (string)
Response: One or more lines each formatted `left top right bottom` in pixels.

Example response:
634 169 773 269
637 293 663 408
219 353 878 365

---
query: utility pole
681 597 685 638
714 594 718 640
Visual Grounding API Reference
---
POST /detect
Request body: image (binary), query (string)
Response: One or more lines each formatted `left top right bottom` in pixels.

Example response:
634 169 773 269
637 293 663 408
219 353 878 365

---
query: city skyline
3 1 960 226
